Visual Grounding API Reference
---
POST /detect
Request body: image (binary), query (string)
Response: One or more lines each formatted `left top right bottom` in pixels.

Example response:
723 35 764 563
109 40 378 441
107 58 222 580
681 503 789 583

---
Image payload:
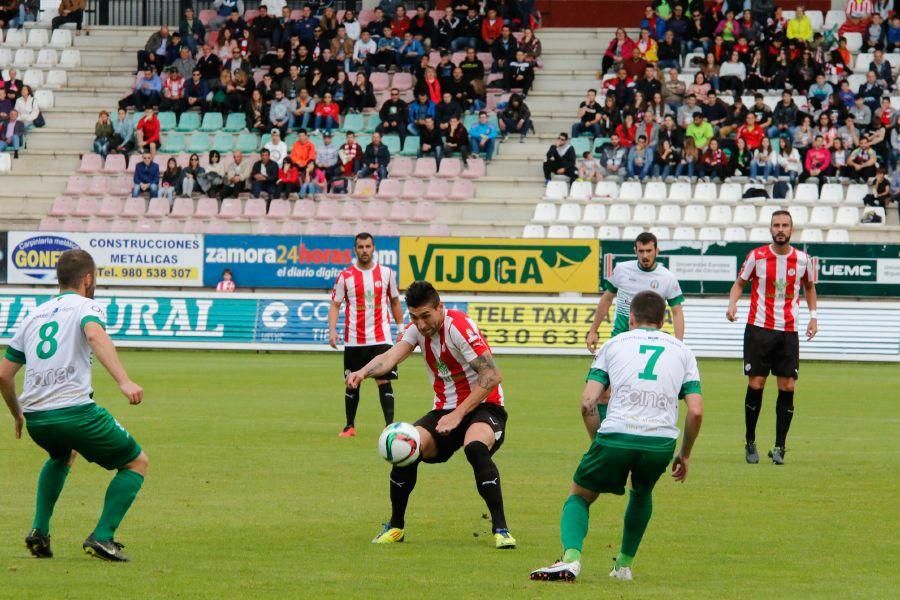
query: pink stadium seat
291 199 316 220
122 197 146 218
39 216 62 231
352 178 377 198
424 178 449 200
48 196 74 216
198 9 216 25
290 9 303 20
449 178 474 201
244 9 260 21
362 199 389 221
387 201 412 222
304 221 329 235
159 218 185 233
86 217 108 232
86 176 110 196
477 52 493 69
205 220 229 234
126 158 138 173
62 218 85 232
243 197 267 219
109 218 133 233
109 177 133 196
428 49 441 67
315 200 341 220
375 178 401 199
339 200 362 221
428 223 450 236
77 153 103 173
437 158 461 178
195 197 219 218
102 154 127 174
375 223 401 237
279 220 303 235
65 175 89 195
359 9 376 25
170 197 194 218
253 220 280 235
98 196 124 217
412 201 438 222
329 222 354 236
462 157 486 178
183 219 208 234
389 157 413 178
451 51 465 64
206 30 219 47
146 197 170 218
370 72 390 92
134 219 159 233
153 154 168 172
413 157 437 177
175 153 192 168
73 196 99 217
267 199 290 219
218 198 243 219
400 178 426 199
392 72 413 91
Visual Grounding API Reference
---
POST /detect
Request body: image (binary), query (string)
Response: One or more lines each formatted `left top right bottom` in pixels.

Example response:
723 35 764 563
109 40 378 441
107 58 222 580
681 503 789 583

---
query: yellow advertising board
400 237 600 293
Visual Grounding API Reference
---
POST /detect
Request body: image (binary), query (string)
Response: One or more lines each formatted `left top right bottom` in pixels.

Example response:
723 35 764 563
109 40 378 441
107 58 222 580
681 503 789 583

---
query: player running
347 281 516 550
329 232 404 437
0 249 148 562
531 291 703 583
727 210 818 466
585 232 685 420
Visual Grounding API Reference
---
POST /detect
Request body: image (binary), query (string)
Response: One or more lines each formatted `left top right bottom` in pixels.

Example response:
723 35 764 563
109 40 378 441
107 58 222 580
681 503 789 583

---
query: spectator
416 67 442 104
808 73 833 111
181 153 205 197
172 46 197 81
623 47 650 80
300 161 327 197
269 89 292 137
179 7 206 54
292 88 317 132
437 7 460 50
543 132 577 183
222 150 252 198
687 71 711 98
769 90 799 140
636 27 659 62
777 138 803 185
614 113 637 148
793 115 814 154
468 110 498 162
869 50 894 90
373 26 401 72
317 131 341 179
366 7 390 39
135 108 160 155
832 138 851 178
579 150 603 183
718 51 746 96
863 12 886 53
599 133 628 177
481 8 504 48
699 137 727 181
640 5 666 39
654 138 679 179
434 51 457 85
418 116 444 168
717 96 747 138
353 30 378 74
750 136 775 181
290 129 317 168
661 68 686 112
159 157 183 206
676 93 700 129
859 71 884 112
729 137 753 177
110 108 134 156
251 5 277 52
444 115 470 164
803 135 833 183
685 112 713 150
676 136 698 179
459 46 485 83
700 91 728 135
863 167 891 214
184 70 208 113
210 0 244 32
132 152 159 198
436 91 463 133
521 27 542 67
197 150 226 197
0 109 24 157
378 88 409 143
657 30 681 71
123 68 162 111
137 25 170 72
499 93 532 143
277 157 301 198
197 44 222 87
453 7 481 52
51 0 85 31
160 67 186 115
251 149 279 199
506 50 534 96
657 114 683 149
408 91 435 135
313 92 341 134
391 5 412 38
627 134 654 180
216 269 236 292
0 88 10 121
93 110 114 158
786 5 813 42
331 131 359 178
332 25 356 73
398 31 425 71
491 26 518 78
891 120 900 170
358 131 390 179
264 129 288 164
839 114 862 148
602 28 636 75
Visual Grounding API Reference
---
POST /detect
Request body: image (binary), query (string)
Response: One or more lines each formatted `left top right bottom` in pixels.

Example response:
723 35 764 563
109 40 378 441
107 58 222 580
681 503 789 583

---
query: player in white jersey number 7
0 249 148 562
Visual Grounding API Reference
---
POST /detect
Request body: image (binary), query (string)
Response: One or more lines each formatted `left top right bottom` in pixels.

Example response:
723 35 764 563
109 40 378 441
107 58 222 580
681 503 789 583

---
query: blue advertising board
203 235 400 289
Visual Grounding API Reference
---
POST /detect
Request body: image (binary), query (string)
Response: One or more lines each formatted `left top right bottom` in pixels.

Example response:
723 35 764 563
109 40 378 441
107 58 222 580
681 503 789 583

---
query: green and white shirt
5 293 106 413
605 260 685 337
588 328 701 448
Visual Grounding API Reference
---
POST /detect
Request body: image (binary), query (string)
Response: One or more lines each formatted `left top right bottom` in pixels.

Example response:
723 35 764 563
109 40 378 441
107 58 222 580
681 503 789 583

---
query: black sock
389 462 419 529
344 387 360 428
744 386 764 443
378 382 395 425
464 441 507 531
775 390 795 448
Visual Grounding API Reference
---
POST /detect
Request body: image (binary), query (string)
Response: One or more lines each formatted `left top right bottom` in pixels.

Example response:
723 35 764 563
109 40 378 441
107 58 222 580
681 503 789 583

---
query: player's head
405 281 444 337
629 290 666 331
354 232 375 266
770 210 793 246
56 249 97 298
634 232 659 269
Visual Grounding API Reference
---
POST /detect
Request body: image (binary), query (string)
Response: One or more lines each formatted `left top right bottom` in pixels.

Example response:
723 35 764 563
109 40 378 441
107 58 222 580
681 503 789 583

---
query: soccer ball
378 422 420 467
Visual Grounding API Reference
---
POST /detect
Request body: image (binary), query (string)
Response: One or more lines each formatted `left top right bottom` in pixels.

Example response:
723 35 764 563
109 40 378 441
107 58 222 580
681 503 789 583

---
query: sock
32 458 70 535
620 489 653 561
344 387 360 428
560 494 590 557
93 469 144 541
598 403 608 421
389 462 419 529
744 386 764 443
464 441 507 531
775 390 795 448
378 382 395 425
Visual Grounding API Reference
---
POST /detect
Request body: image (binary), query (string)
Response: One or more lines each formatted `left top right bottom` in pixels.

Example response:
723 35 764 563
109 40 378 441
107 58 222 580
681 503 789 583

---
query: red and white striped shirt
332 263 399 346
401 309 504 411
739 245 817 332
216 280 235 292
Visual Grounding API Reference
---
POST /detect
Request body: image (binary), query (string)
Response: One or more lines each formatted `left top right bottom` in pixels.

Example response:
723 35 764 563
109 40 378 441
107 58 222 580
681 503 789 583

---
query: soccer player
329 232 404 437
727 210 818 465
0 249 147 562
585 232 685 420
346 280 516 550
530 291 703 582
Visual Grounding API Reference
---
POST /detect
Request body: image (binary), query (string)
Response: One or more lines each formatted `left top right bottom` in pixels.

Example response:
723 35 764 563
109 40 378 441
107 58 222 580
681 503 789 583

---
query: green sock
32 458 70 535
93 470 144 541
598 403 608 421
620 489 653 563
560 494 590 561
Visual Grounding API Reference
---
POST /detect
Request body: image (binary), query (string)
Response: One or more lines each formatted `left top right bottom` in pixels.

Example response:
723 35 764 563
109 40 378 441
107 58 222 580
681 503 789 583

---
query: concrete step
25 130 93 151
68 72 139 89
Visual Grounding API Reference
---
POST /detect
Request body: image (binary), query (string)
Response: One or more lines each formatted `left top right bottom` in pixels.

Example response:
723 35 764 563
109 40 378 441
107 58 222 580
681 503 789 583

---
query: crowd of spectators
107 1 542 200
543 0 900 218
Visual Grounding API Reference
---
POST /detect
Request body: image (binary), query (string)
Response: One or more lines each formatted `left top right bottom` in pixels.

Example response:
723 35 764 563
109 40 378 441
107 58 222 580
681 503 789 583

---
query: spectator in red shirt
602 28 636 75
276 157 301 198
135 107 160 155
391 5 411 38
481 8 504 48
736 113 765 150
622 47 649 80
314 92 341 134
802 135 833 187
614 113 637 148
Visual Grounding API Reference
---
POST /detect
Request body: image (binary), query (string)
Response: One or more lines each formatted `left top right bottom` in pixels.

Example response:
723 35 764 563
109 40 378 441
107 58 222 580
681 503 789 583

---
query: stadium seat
387 201 412 222
313 199 339 221
34 88 54 110
437 158 461 178
571 137 591 157
400 178 425 199
169 197 194 219
708 205 732 224
372 178 399 200
413 157 436 178
788 205 809 227
109 219 133 233
648 226 670 240
683 204 707 223
667 182 692 202
618 181 642 200
572 225 595 239
719 182 743 203
522 224 544 238
794 183 819 204
109 177 132 196
532 202 556 223
160 133 186 154
341 113 365 133
757 205 778 225
235 133 258 153
557 203 582 224
222 112 246 133
176 112 200 132
547 225 571 239
819 184 844 205
597 225 620 240
568 180 592 201
157 112 177 131
36 48 57 68
205 220 229 234
607 204 631 224
101 154 127 174
826 228 849 243
50 29 73 49
835 206 860 226
191 197 216 219
656 204 681 225
86 217 108 232
22 68 42 88
392 72 413 91
77 153 103 173
861 206 886 224
280 221 303 235
3 28 25 48
697 227 721 241
412 201 438 222
462 156 487 178
73 196 99 217
424 178 449 199
26 28 49 48
59 48 81 68
631 204 656 223
449 179 474 201
809 206 834 227
13 48 34 68
336 200 360 222
243 198 267 219
382 135 402 156
370 72 390 91
98 196 124 217
263 199 289 220
122 197 146 218
363 200 389 221
593 181 618 199
0 48 10 68
146 197 169 218
855 52 874 70
801 228 823 242
693 182 717 202
824 9 846 30
845 184 867 205
672 226 696 240
48 195 75 217
643 182 667 201
543 180 568 200
582 204 606 224
218 198 243 219
196 112 222 133
723 227 747 241
389 157 413 178
364 115 381 133
60 217 84 232
844 32 862 52
212 133 233 153
86 177 109 196
733 205 757 225
291 199 316 220
45 69 67 89
749 227 770 242
621 226 644 240
65 175 89 195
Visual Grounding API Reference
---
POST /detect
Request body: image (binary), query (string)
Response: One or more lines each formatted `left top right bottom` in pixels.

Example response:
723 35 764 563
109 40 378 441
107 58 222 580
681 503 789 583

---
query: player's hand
671 454 689 482
585 329 599 353
329 332 339 349
436 410 463 435
726 304 738 322
120 381 143 405
581 396 597 417
806 318 818 341
346 370 365 390
13 411 23 439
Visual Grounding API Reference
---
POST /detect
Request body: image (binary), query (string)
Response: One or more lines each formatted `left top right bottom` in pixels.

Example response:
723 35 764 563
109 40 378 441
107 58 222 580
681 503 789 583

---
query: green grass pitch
1 351 898 599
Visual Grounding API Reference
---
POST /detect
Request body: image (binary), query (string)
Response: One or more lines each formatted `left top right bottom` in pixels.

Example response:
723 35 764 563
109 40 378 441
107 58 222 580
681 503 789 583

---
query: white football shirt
5 293 106 413
605 260 684 336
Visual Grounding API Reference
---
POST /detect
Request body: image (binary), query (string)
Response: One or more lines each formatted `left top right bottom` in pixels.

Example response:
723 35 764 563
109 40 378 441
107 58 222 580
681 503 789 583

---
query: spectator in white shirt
264 128 288 164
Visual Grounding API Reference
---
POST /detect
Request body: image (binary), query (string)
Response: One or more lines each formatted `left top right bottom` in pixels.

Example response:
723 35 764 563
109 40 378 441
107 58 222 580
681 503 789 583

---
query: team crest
650 280 660 289
788 268 796 276
374 281 382 288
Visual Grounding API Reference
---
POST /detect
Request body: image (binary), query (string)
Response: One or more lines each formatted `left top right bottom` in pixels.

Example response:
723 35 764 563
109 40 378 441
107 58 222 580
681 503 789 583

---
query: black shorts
343 344 398 380
743 324 800 379
415 404 507 464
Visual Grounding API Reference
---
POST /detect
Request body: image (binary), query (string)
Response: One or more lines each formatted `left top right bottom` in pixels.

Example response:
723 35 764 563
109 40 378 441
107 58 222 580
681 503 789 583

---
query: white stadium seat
801 229 823 242
45 69 67 89
597 225 620 240
643 182 667 201
708 205 732 224
631 204 656 223
3 28 26 48
861 206 886 223
819 184 844 204
26 28 49 48
619 181 642 200
698 227 722 241
59 49 81 68
522 224 544 238
532 202 556 223
556 203 582 223
683 204 707 223
789 206 809 227
544 180 568 200
667 182 692 201
648 226 670 240
49 29 74 49
723 227 748 241
547 225 570 238
36 48 58 68
809 206 834 227
718 182 743 203
23 69 44 88
607 204 631 224
693 182 717 202
13 48 35 68
657 204 682 225
0 48 11 68
826 229 849 243
0 152 11 173
593 181 618 199
34 89 54 110
582 204 607 224
621 226 645 240
855 53 874 70
747 227 769 242
794 183 819 203
824 10 845 30
568 180 593 201
572 225 595 239
672 226 696 240
758 205 778 225
844 32 863 52
733 205 757 225
806 10 824 31
835 206 860 226
845 184 867 205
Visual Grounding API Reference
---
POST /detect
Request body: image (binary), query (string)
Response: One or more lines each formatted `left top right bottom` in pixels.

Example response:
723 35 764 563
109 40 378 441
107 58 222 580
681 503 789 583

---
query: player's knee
748 376 767 390
126 451 149 476
65 450 78 467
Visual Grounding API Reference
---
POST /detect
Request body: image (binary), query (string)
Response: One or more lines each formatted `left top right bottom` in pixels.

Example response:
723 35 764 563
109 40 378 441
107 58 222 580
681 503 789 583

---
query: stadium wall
1 289 897 361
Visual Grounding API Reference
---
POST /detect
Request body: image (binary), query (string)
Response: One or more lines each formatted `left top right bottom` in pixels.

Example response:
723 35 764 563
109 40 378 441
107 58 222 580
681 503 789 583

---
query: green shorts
25 403 142 471
573 433 675 496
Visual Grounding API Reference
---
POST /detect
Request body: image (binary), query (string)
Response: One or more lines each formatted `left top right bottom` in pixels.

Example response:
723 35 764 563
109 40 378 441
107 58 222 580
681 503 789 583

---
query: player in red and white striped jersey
347 281 516 550
727 211 819 465
328 233 404 438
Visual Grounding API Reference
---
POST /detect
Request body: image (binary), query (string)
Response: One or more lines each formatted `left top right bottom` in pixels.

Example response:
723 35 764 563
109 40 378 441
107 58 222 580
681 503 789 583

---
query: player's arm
586 291 616 352
84 322 143 405
672 393 703 483
346 340 415 389
0 358 24 438
803 278 818 340
580 379 605 440
671 303 685 341
435 352 502 434
726 276 749 322
327 300 342 348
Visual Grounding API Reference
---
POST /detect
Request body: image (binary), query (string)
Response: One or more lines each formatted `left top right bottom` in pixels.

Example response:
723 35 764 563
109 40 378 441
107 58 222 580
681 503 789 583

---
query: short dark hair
558 132 569 140
771 209 792 224
635 231 658 248
354 232 374 245
405 281 441 309
57 249 96 289
630 290 666 326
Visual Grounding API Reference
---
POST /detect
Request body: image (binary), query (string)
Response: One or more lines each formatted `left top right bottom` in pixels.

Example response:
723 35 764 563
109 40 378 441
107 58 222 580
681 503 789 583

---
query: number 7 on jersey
638 345 664 381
